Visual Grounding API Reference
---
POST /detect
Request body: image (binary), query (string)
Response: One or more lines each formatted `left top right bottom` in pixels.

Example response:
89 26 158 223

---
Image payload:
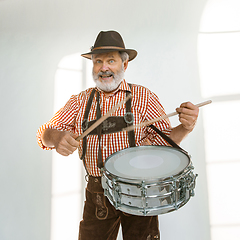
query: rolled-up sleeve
36 95 80 150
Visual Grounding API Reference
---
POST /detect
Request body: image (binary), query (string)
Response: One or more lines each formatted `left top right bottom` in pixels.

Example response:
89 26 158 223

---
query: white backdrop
0 1 212 239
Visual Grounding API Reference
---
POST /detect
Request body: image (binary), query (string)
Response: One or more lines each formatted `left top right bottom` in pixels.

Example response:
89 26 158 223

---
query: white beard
92 65 125 92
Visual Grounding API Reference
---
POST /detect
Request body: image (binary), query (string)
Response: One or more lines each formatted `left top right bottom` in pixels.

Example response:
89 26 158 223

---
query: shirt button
94 178 98 183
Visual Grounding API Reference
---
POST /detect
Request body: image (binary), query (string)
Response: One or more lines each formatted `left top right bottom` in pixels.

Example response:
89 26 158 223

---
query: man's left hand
176 102 199 132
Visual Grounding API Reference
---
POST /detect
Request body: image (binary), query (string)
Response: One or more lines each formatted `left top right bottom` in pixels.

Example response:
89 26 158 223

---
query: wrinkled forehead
92 51 121 60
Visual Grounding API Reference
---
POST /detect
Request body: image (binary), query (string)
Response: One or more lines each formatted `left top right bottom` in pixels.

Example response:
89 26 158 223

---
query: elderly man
37 30 199 240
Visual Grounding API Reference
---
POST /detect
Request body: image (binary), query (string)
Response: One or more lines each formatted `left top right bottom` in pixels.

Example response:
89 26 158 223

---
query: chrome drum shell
101 146 197 216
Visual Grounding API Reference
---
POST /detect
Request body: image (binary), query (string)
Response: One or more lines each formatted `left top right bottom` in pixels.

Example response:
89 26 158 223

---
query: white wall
0 0 210 239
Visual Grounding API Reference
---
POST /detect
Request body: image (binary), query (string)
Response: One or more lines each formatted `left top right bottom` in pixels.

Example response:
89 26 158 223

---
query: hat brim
81 48 137 61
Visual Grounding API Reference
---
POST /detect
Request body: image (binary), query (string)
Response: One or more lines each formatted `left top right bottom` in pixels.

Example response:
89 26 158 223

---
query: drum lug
112 178 121 209
183 170 198 197
170 177 179 210
140 181 149 216
141 181 147 195
189 173 198 196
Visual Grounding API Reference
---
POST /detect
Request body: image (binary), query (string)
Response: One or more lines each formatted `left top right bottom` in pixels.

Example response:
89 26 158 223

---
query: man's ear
123 60 129 72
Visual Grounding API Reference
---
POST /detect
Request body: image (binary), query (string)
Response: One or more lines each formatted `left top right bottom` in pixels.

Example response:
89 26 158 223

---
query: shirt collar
118 79 131 92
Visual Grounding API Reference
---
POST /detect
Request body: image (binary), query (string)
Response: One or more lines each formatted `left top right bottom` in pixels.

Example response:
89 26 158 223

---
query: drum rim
102 145 192 182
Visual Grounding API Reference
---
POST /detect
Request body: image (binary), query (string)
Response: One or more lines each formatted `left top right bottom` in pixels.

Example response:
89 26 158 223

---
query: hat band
93 46 125 51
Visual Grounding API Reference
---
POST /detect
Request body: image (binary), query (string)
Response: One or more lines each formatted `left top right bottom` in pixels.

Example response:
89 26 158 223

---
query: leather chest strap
80 89 96 163
96 91 103 168
125 85 135 147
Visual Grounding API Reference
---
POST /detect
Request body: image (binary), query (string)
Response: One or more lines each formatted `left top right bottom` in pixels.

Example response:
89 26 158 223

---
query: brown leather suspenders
80 84 135 173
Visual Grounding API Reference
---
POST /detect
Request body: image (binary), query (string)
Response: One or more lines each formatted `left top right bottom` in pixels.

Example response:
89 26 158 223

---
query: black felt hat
81 30 137 61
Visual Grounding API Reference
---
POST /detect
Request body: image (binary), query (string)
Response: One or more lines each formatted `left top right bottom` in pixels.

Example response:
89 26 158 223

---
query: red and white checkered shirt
37 79 172 176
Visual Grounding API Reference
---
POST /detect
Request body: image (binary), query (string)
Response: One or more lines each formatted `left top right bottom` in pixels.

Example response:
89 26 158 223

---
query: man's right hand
41 129 80 156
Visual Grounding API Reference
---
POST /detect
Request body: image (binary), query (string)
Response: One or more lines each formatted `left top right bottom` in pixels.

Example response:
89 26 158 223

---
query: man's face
92 51 128 93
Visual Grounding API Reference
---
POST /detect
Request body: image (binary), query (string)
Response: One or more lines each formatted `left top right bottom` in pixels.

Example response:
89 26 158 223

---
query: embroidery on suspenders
80 84 135 173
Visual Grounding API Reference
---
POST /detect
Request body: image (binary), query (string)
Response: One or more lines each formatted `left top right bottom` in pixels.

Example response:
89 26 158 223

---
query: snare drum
101 146 197 216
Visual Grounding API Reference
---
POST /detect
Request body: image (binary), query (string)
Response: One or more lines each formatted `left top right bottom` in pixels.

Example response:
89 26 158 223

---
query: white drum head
104 146 190 180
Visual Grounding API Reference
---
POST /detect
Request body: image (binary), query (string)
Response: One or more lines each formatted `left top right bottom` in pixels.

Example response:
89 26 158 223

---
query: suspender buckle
82 119 89 131
124 112 134 125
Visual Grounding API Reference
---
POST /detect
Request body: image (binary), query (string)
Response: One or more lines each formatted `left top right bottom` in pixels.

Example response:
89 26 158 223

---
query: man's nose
100 62 109 71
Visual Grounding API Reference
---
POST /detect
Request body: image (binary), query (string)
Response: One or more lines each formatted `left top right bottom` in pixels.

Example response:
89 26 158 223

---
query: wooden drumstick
122 100 212 132
75 94 132 141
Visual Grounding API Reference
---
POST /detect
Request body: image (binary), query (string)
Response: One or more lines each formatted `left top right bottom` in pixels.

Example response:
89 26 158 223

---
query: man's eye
109 60 114 63
96 60 101 63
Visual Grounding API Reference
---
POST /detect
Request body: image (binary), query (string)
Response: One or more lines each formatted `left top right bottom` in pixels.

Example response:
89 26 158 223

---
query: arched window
51 53 94 240
198 0 240 239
